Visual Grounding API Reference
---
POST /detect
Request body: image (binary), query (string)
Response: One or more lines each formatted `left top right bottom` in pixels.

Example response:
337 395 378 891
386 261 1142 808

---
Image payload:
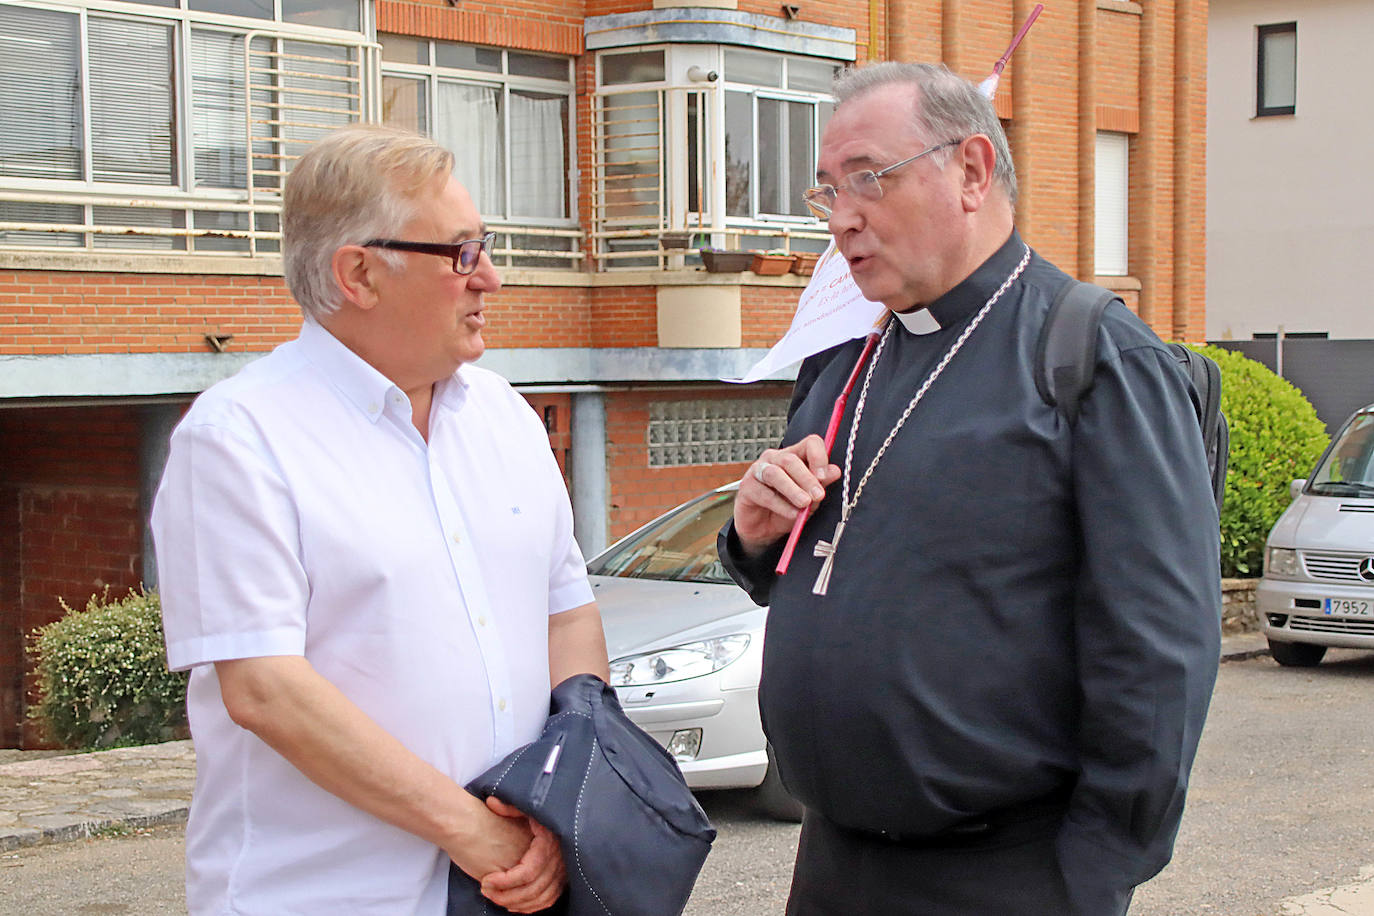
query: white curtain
437 82 503 216
508 92 565 218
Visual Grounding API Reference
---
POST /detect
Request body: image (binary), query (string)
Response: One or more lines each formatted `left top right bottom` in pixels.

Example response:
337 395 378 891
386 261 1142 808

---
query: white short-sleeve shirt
152 320 594 915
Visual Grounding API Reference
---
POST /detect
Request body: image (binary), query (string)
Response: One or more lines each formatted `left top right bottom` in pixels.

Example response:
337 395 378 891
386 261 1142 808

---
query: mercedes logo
1361 557 1374 582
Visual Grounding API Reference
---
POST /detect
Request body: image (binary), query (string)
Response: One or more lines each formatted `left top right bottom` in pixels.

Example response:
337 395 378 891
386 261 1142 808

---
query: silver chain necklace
811 245 1032 596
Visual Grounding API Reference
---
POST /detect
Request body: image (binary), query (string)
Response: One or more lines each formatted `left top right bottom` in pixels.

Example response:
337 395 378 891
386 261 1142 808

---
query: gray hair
833 62 1018 205
283 124 456 321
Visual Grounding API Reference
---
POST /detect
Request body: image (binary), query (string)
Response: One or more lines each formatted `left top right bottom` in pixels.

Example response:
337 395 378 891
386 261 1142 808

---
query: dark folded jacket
447 674 716 916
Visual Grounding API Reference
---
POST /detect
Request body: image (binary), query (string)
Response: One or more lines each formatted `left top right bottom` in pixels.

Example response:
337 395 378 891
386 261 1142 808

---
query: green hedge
1190 345 1329 577
27 588 188 749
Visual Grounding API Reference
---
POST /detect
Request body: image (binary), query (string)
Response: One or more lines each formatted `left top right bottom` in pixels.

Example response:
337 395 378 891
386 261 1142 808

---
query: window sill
503 268 811 288
0 249 283 275
1094 274 1141 292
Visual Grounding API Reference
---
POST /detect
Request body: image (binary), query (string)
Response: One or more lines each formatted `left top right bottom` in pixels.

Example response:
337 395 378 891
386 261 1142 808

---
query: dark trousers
786 808 1075 916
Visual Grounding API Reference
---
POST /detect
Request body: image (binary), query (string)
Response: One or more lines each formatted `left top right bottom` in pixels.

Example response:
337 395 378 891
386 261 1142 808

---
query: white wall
1207 0 1374 340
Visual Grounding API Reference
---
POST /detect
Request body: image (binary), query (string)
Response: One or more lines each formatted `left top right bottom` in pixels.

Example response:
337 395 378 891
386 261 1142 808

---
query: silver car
587 483 802 820
1258 402 1374 666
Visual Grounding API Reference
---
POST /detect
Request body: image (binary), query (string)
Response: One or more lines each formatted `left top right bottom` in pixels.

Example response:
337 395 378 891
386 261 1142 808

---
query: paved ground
0 633 1271 856
13 630 1374 916
0 741 193 852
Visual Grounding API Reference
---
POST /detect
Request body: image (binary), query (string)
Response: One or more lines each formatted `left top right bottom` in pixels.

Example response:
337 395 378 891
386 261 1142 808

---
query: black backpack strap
1034 280 1120 424
1165 342 1230 511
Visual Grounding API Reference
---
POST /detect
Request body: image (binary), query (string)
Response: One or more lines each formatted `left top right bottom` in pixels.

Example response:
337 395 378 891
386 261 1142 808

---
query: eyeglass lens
456 234 493 273
805 171 884 218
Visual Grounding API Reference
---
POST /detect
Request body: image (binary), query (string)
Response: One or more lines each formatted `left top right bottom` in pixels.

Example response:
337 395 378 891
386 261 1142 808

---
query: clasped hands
459 796 567 914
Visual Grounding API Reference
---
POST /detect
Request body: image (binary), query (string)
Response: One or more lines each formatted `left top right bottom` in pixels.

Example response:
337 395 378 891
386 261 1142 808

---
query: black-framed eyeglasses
802 140 962 218
363 231 496 275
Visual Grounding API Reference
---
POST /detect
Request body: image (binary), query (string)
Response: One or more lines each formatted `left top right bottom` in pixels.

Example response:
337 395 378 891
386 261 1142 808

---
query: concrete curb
0 739 195 852
0 807 189 853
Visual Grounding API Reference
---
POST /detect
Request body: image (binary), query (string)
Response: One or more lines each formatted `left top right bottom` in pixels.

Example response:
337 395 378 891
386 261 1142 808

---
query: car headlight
609 635 750 687
1266 547 1301 579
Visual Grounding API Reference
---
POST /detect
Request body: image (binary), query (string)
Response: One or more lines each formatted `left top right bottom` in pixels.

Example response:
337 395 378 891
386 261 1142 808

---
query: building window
647 398 790 467
1094 131 1129 277
1257 23 1297 117
722 49 836 222
0 0 366 255
592 45 836 270
380 35 579 269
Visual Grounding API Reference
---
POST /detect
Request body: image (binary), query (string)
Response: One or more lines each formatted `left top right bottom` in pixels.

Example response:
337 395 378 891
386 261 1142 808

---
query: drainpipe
1136 0 1164 331
139 402 184 589
1078 0 1097 281
571 391 609 558
1173 0 1203 340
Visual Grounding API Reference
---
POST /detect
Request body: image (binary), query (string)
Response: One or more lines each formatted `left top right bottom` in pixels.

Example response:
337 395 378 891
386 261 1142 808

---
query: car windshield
1308 410 1374 497
587 490 737 584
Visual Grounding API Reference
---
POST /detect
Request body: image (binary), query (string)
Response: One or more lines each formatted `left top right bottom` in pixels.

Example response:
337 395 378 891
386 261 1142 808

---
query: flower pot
660 231 694 249
750 253 794 276
790 253 820 276
700 249 755 272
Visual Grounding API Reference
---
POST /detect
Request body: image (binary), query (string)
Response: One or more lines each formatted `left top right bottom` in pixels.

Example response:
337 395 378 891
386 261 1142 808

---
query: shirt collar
296 320 475 424
910 229 1026 332
297 320 406 424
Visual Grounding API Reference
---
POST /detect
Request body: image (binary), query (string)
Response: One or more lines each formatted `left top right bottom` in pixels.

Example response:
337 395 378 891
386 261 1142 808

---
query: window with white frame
0 0 365 255
379 34 579 269
1094 131 1129 277
592 45 836 270
722 49 836 222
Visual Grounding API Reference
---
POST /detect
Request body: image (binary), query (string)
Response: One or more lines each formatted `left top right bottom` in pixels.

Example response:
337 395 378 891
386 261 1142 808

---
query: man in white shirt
152 125 609 915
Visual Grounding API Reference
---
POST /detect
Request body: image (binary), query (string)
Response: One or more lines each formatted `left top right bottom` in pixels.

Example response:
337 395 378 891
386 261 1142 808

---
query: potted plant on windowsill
750 249 794 276
790 251 821 276
660 231 695 249
699 248 755 272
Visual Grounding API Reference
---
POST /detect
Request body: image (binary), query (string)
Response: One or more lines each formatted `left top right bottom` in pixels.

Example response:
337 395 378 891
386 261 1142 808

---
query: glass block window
647 398 789 467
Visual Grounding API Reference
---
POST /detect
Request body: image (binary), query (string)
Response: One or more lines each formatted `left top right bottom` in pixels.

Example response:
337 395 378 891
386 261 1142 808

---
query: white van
1257 402 1374 666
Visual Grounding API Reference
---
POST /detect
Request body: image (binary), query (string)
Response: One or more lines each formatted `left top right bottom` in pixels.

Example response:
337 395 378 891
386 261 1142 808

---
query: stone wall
1222 578 1258 634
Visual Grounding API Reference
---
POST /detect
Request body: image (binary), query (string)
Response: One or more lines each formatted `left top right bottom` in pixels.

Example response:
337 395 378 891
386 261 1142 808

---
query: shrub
27 588 188 749
1190 345 1330 577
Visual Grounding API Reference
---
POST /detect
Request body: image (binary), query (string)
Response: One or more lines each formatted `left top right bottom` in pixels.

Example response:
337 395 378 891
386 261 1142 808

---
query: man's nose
824 192 864 236
466 250 502 293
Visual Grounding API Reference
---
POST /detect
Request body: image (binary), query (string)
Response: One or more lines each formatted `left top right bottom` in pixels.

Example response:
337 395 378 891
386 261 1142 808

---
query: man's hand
735 434 840 556
477 797 567 914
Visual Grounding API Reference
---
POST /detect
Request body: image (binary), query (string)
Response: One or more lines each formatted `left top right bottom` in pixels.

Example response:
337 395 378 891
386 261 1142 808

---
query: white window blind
88 17 176 186
1095 131 1129 277
191 30 247 189
0 6 82 180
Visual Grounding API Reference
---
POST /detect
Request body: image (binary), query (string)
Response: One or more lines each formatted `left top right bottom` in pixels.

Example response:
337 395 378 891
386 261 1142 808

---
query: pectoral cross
812 520 846 596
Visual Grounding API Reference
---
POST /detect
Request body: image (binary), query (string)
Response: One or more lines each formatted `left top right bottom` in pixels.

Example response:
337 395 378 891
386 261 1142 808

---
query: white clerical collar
891 307 942 335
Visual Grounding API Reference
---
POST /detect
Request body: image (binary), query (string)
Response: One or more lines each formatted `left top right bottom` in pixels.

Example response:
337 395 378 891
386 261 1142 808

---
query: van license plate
1324 598 1373 617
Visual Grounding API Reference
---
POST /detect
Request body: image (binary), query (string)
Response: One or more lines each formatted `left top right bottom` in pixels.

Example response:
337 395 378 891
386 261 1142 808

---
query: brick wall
378 0 583 53
521 392 574 485
0 406 145 747
0 270 592 353
591 286 656 348
603 384 792 539
742 286 803 348
0 486 20 748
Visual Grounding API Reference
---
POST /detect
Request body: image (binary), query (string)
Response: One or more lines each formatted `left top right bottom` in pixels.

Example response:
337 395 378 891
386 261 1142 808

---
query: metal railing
591 85 830 271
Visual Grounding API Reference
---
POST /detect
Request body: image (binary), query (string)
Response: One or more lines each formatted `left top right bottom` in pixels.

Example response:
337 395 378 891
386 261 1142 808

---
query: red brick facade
0 407 146 746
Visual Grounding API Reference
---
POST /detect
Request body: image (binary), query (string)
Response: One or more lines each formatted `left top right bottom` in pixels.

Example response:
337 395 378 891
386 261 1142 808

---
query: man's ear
331 245 382 311
956 135 997 212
